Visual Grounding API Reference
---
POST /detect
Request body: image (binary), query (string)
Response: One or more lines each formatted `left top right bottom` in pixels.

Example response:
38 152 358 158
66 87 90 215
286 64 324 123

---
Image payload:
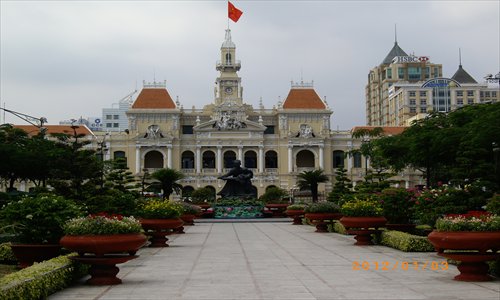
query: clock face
225 87 233 94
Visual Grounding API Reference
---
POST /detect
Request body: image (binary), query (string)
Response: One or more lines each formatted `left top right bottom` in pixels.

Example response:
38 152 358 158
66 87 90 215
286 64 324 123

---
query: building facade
98 30 419 199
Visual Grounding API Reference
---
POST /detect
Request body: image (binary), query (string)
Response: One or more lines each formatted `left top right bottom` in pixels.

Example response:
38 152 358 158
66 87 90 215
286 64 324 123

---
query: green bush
180 202 202 215
304 202 340 213
0 254 88 300
0 243 16 263
486 194 500 215
83 189 138 216
286 204 306 210
328 222 347 234
137 199 183 219
340 199 383 217
0 194 83 244
380 230 434 252
377 188 415 224
259 187 288 204
190 187 215 204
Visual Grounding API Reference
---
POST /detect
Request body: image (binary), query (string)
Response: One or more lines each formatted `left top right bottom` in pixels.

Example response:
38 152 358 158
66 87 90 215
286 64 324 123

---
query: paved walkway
50 222 499 300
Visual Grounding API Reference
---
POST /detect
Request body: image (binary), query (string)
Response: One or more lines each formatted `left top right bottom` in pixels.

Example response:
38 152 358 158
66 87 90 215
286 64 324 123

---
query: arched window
353 152 362 168
144 151 163 169
244 151 257 168
202 151 216 169
296 150 315 168
182 186 195 199
265 185 277 191
333 150 345 168
181 151 195 169
224 150 237 168
265 150 278 168
225 53 232 65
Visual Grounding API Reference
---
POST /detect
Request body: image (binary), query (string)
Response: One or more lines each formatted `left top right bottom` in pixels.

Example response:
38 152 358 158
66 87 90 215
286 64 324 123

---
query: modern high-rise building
366 39 443 126
366 39 498 126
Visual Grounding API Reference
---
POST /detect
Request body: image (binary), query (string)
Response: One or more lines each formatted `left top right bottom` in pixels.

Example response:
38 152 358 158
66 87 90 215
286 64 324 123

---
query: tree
0 124 30 191
296 169 329 202
104 158 136 192
328 167 352 205
149 168 185 200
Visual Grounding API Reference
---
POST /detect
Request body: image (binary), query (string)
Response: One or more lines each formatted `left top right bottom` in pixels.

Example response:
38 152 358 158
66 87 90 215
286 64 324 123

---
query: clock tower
214 29 243 106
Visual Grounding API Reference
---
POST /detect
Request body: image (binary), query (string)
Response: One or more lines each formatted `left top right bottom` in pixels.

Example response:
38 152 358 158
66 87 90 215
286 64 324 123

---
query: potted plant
339 198 387 245
304 202 342 232
427 211 500 281
137 199 184 247
377 188 416 232
176 202 202 233
285 204 306 225
259 187 289 217
60 213 147 285
190 187 215 218
0 194 82 268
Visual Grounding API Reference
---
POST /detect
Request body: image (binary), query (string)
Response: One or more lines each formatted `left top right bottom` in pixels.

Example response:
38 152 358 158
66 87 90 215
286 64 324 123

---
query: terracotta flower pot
428 231 500 281
10 244 62 268
181 214 196 225
265 204 289 217
60 233 147 257
339 216 387 245
140 218 184 247
285 209 305 225
305 213 343 232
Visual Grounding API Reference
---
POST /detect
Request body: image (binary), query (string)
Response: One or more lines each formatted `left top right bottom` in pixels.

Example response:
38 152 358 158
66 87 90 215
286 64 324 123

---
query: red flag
228 1 243 23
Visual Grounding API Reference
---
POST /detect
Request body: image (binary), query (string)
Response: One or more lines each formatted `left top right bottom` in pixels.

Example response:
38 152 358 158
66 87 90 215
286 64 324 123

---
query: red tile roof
14 125 93 136
282 88 326 109
351 126 407 136
132 88 176 109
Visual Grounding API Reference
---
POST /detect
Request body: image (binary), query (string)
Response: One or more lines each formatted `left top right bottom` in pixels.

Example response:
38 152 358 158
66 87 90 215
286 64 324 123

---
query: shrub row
380 230 435 252
0 254 87 300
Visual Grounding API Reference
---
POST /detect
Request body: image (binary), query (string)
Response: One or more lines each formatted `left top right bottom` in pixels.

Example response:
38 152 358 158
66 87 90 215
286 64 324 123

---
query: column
217 145 223 173
238 145 243 162
167 145 172 169
135 146 141 173
288 145 293 173
196 146 201 173
347 151 352 172
258 145 264 173
104 141 111 161
318 145 324 169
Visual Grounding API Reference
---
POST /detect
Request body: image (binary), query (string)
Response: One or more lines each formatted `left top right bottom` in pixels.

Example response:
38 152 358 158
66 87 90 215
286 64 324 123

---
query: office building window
420 99 427 105
386 68 392 79
420 107 427 113
409 99 416 106
106 123 112 128
457 99 463 106
264 126 275 134
456 91 463 97
182 125 193 134
408 67 421 80
467 98 474 105
467 90 474 97
353 152 362 168
113 123 119 128
106 115 112 120
409 91 416 97
419 91 427 97
113 115 119 120
398 68 404 79
410 107 416 113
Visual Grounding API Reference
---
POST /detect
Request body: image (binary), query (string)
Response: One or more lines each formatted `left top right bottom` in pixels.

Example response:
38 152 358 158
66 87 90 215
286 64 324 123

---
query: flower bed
214 205 263 218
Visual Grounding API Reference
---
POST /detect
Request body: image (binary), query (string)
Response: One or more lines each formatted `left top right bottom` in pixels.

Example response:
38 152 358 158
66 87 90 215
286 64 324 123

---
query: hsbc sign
392 56 430 63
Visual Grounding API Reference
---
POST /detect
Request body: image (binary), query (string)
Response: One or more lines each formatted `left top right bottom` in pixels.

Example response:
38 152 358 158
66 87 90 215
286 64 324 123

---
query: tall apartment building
366 40 498 126
366 40 443 125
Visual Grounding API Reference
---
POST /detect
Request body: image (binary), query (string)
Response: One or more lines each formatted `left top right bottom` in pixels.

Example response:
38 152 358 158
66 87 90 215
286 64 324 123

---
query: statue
217 160 256 199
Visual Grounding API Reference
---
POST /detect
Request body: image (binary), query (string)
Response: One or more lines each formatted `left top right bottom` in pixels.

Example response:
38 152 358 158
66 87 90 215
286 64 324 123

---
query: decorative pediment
194 119 266 132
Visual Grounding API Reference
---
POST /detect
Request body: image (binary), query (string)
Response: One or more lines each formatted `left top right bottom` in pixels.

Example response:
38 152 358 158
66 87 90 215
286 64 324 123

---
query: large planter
339 216 387 245
140 218 184 247
60 233 147 256
305 213 343 232
60 233 147 285
428 231 500 281
176 214 196 234
10 244 62 268
264 204 289 217
285 209 305 225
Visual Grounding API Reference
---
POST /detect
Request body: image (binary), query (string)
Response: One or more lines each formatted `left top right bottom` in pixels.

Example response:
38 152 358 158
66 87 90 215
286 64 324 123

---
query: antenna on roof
394 24 398 43
459 48 462 67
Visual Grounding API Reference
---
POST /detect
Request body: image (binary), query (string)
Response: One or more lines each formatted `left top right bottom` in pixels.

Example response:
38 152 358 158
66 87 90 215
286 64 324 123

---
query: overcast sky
1 0 499 130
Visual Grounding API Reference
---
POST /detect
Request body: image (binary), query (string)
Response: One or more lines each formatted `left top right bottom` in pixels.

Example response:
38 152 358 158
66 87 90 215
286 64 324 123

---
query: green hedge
0 254 87 300
0 243 16 263
328 222 347 234
380 230 434 252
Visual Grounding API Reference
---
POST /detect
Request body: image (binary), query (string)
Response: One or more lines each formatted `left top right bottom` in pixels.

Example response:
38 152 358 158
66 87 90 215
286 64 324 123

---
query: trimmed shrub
0 243 16 263
328 222 347 234
380 230 434 252
0 254 88 299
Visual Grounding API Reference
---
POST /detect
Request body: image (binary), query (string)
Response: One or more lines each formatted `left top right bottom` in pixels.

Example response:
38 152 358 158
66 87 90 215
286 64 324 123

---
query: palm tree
150 168 185 200
296 169 329 202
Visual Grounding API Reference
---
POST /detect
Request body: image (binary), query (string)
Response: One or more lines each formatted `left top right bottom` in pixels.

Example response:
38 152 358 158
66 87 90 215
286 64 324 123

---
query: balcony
216 60 241 71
